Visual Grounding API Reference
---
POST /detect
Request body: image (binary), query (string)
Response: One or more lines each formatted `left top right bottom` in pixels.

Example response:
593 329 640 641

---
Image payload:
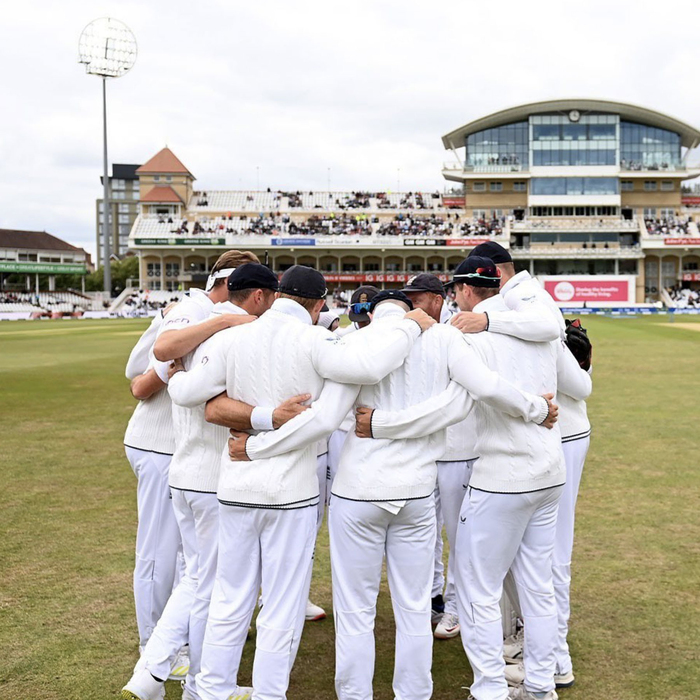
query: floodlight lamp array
79 17 137 78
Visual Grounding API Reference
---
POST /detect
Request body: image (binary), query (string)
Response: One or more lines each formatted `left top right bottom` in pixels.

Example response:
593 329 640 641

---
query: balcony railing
511 217 639 232
510 245 644 258
443 163 525 174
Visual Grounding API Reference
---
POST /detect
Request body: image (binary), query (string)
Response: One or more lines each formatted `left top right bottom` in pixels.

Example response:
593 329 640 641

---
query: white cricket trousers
196 504 317 700
432 460 474 616
455 486 563 700
138 488 219 687
553 436 590 675
329 495 436 700
125 446 181 648
327 428 348 495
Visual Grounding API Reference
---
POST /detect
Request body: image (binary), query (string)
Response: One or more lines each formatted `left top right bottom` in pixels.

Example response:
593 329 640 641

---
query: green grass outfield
1 315 698 699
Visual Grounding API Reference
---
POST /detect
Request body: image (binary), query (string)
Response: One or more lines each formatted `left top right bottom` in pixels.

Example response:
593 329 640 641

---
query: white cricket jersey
168 301 247 494
124 312 176 455
242 303 549 503
463 294 590 494
168 298 422 509
499 270 592 442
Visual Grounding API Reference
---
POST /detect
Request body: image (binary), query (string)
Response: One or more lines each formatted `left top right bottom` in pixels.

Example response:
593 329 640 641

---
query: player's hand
355 406 374 438
225 314 256 328
405 308 436 332
273 394 311 429
540 392 558 429
228 430 251 461
168 358 185 379
450 312 488 334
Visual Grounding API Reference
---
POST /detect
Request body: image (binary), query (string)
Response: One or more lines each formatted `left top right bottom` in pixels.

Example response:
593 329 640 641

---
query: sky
2 0 700 260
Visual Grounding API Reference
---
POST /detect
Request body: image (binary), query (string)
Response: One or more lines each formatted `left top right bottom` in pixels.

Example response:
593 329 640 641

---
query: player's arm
360 381 474 440
204 393 312 431
154 313 254 361
125 314 163 379
312 309 433 385
451 297 561 342
555 341 593 401
448 335 555 426
229 381 359 461
130 368 166 401
167 332 229 407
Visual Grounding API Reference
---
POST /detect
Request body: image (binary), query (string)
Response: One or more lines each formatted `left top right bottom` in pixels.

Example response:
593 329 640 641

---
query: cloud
1 0 699 260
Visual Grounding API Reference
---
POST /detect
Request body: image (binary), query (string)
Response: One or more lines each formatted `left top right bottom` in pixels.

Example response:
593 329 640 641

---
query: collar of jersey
271 297 313 325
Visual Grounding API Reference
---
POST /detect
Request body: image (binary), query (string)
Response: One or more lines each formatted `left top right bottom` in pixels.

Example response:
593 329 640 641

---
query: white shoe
305 599 326 621
554 669 575 688
229 687 253 700
120 668 165 700
503 628 524 663
434 612 460 639
169 646 190 680
505 661 525 686
508 687 558 700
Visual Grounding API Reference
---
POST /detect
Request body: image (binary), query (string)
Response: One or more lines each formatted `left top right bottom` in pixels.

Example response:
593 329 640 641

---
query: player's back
466 294 564 494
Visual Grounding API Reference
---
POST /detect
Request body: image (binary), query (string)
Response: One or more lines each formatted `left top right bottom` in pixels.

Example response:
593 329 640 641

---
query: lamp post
79 18 137 296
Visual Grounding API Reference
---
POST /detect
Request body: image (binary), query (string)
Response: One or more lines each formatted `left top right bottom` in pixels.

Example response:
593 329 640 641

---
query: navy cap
279 265 328 299
368 289 414 313
227 263 279 292
452 256 502 288
468 241 512 264
349 285 380 322
399 273 446 298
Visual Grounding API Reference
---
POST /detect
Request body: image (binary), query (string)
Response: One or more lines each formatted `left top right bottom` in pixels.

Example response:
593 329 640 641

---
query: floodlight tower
78 18 137 296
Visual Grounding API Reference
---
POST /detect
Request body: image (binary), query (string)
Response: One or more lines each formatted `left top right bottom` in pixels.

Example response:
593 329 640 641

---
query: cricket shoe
169 646 190 680
120 668 165 700
507 687 558 700
554 670 575 688
503 629 524 663
434 612 460 639
431 594 445 625
305 599 326 621
229 687 253 700
504 661 525 686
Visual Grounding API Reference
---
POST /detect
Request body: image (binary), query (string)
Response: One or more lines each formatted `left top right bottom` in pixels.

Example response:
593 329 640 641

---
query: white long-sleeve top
241 303 550 502
168 301 247 494
497 270 591 441
123 312 176 455
168 297 422 508
458 294 589 493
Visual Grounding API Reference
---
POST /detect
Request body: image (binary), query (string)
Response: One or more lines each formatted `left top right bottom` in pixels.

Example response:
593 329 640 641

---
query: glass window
644 181 657 191
531 177 618 195
490 182 503 192
465 121 529 169
562 124 587 141
473 182 486 192
661 181 674 191
513 182 527 192
621 121 680 170
621 180 634 191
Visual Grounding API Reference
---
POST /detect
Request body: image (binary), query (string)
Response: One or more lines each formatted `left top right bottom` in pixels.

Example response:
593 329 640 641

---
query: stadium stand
668 286 700 308
644 217 694 236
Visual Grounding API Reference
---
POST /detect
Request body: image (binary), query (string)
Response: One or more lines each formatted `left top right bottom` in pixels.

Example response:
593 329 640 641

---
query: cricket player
457 242 593 689
448 257 591 700
122 264 289 700
124 310 180 653
167 266 434 700
229 288 558 700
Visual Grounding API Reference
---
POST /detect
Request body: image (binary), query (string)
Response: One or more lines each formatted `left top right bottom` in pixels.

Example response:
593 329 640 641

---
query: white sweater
168 301 247 494
242 303 549 502
123 312 176 455
498 271 591 441
168 298 422 508
461 294 589 493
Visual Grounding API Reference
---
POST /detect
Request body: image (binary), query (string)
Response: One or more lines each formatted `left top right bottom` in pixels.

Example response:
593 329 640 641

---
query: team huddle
121 241 593 700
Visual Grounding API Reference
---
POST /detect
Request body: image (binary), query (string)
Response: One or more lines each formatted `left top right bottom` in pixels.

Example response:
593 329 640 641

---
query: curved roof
442 99 700 150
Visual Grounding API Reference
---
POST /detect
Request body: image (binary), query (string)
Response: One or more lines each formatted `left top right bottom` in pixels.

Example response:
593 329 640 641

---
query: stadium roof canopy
0 229 83 252
136 147 193 176
442 99 700 151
